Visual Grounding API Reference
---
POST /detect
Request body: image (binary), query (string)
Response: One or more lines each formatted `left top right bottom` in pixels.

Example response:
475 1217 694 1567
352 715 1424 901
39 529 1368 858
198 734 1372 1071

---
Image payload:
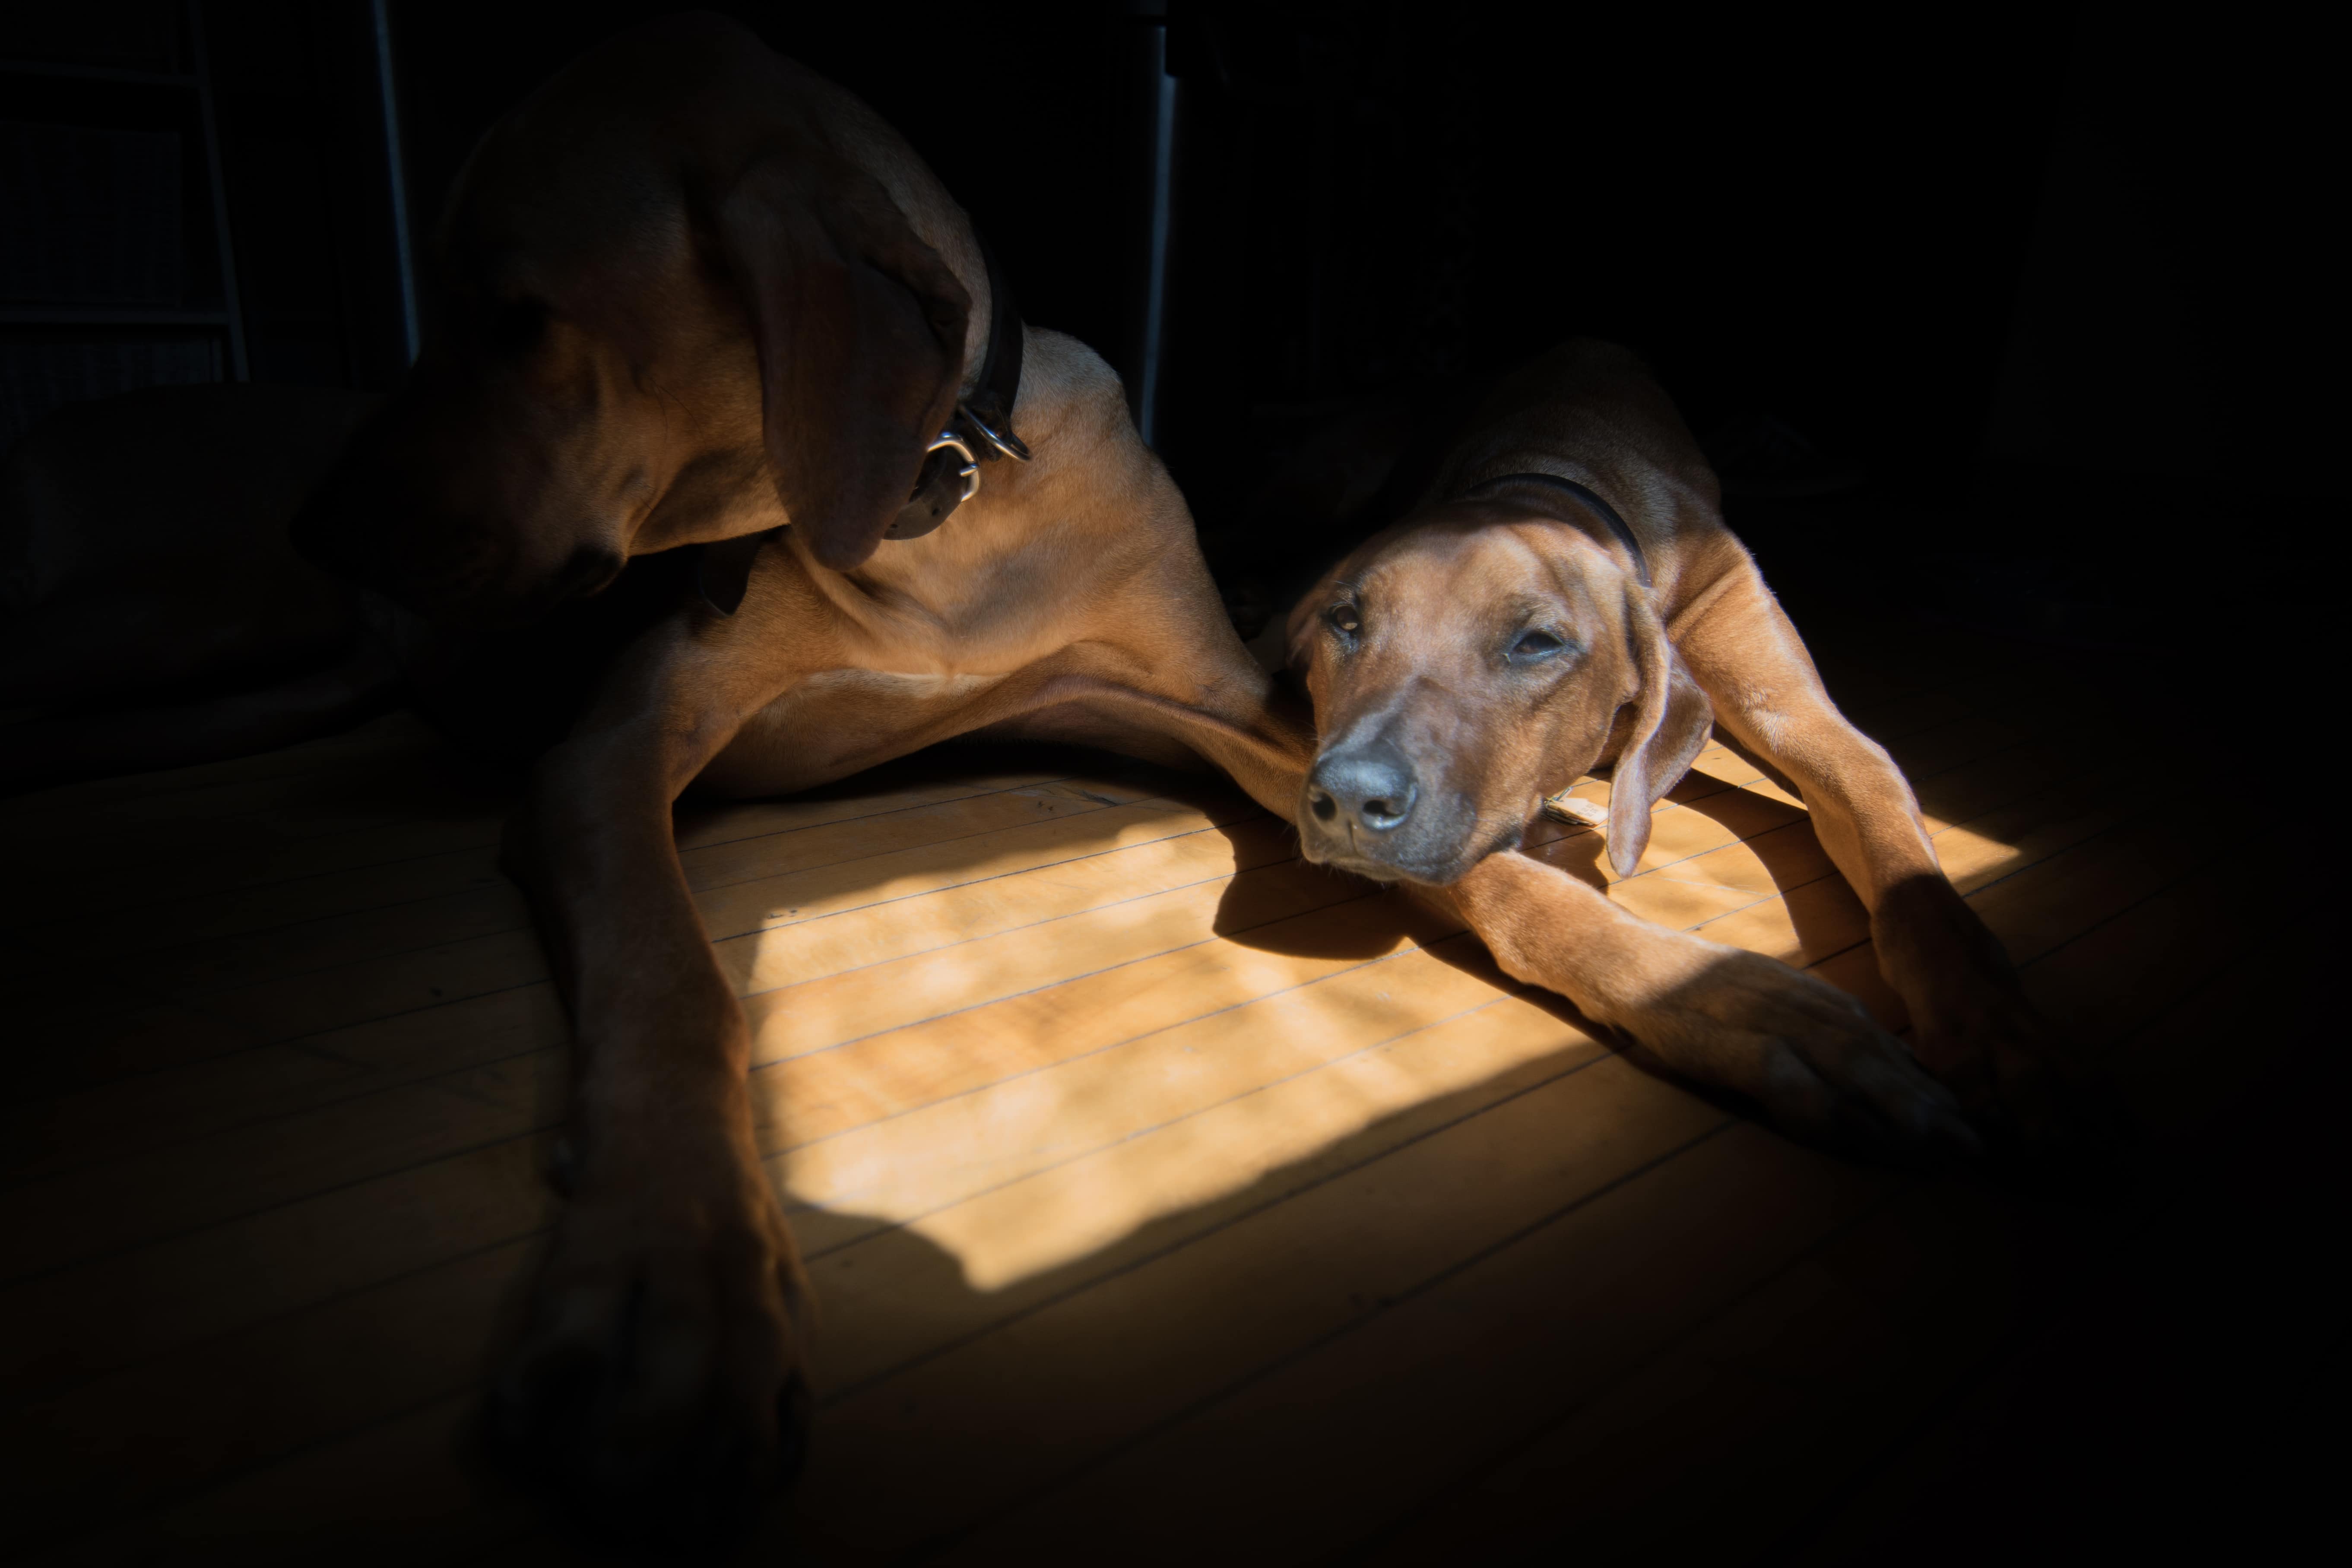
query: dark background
8 1 2339 537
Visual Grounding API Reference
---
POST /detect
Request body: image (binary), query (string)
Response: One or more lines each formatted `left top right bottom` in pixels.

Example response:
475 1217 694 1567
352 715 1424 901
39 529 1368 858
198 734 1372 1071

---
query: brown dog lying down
271 15 1326 1543
31 18 2004 1546
1280 339 2054 1153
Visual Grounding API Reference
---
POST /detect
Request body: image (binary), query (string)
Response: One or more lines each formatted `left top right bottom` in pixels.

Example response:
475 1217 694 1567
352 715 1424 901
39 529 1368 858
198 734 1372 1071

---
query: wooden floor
0 613 2311 1564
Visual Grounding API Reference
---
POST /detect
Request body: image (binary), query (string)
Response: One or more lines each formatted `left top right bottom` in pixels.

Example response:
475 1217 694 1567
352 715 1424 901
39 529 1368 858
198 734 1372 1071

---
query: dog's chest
797 667 1006 704
700 663 1014 796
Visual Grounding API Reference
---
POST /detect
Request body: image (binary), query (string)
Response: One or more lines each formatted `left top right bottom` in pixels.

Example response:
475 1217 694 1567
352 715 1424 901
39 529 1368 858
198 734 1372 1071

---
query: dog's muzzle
1300 739 1502 884
1300 740 1430 880
1308 741 1419 836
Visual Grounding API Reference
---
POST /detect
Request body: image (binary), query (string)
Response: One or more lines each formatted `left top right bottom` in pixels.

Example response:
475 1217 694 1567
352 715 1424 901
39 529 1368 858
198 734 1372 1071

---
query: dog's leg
490 608 814 1541
1669 563 2066 1137
982 598 1317 818
1438 847 1979 1161
1020 673 1313 817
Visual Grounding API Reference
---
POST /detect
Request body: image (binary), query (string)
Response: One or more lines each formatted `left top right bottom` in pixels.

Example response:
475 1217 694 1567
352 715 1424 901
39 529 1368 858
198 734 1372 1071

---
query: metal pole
371 0 420 365
1136 22 1177 450
185 0 247 379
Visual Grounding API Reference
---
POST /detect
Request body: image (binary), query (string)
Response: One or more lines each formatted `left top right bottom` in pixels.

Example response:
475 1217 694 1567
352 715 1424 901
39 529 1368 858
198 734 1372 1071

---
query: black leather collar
884 232 1030 542
697 234 1028 614
1466 471 1651 588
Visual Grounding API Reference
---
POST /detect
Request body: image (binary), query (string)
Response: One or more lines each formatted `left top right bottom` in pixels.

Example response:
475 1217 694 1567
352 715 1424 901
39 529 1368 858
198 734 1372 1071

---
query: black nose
1309 741 1419 833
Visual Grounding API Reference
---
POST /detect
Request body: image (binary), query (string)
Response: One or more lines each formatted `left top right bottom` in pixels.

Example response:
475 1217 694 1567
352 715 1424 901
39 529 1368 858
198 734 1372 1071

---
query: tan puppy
1286 339 2045 1161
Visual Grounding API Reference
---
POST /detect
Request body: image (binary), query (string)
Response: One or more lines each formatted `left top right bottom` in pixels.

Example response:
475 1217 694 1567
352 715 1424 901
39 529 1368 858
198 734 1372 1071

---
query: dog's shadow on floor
1200 806 1648 1108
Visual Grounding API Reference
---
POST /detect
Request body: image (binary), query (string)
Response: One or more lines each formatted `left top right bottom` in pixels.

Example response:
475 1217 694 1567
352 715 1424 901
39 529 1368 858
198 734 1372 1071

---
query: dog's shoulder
1014 329 1151 471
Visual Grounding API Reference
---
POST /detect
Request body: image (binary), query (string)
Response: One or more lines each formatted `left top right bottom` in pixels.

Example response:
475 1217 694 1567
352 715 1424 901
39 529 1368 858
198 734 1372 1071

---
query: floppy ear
1282 581 1328 676
715 155 970 571
1606 585 1715 877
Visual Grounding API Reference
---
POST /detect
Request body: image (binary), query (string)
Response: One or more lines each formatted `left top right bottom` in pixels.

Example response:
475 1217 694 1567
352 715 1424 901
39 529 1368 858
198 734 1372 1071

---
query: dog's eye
1509 629 1569 663
1327 604 1362 637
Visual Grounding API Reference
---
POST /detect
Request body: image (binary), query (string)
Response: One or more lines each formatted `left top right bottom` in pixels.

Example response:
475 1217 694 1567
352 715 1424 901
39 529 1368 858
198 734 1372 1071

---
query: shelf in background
0 306 230 329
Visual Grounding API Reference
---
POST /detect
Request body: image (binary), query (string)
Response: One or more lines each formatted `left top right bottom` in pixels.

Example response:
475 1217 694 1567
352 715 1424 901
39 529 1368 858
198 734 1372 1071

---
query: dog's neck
796 329 1168 665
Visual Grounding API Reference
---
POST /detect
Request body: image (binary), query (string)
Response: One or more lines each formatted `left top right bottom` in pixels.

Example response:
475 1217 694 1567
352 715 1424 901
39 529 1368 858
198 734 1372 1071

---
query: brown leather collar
883 232 1030 542
1465 471 1651 588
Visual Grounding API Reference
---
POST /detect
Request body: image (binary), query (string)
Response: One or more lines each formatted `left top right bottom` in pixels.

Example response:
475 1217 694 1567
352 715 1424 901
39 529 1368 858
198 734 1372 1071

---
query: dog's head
293 15 971 624
1285 496 1712 884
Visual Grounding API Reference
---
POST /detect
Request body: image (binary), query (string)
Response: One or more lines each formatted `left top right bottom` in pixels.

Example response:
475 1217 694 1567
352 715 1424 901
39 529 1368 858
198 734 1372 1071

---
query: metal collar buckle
932 430 983 504
884 399 1033 541
885 429 979 542
960 404 1032 464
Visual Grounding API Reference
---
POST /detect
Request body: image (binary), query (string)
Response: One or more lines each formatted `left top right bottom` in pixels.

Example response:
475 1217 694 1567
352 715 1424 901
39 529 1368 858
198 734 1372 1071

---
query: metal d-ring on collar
1466 471 1652 588
884 234 1031 542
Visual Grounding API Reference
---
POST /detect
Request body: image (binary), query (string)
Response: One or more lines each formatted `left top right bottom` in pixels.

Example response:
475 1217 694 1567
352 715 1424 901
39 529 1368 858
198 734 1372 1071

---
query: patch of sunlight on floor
749 741 2016 1295
731 795 1236 999
746 860 1274 1065
1931 820 2028 878
777 952 1591 1292
1683 748 1803 806
921 1005 1599 1290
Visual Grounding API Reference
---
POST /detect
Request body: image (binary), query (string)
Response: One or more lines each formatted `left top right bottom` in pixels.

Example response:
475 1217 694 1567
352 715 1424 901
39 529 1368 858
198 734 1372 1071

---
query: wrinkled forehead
1344 508 1612 622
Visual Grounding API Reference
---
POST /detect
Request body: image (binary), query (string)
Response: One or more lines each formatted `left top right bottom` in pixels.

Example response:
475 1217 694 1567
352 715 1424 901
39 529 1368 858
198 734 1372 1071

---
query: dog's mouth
1302 845 1411 884
1296 816 1523 888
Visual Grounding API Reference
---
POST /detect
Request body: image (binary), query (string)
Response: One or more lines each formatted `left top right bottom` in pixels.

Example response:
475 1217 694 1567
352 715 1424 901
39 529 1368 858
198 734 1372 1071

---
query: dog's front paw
1874 875 2120 1160
1607 938 1981 1166
1913 987 2121 1163
490 1137 810 1550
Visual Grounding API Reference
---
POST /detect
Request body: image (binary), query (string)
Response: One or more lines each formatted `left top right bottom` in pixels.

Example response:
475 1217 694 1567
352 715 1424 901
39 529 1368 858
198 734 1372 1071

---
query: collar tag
886 431 981 541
